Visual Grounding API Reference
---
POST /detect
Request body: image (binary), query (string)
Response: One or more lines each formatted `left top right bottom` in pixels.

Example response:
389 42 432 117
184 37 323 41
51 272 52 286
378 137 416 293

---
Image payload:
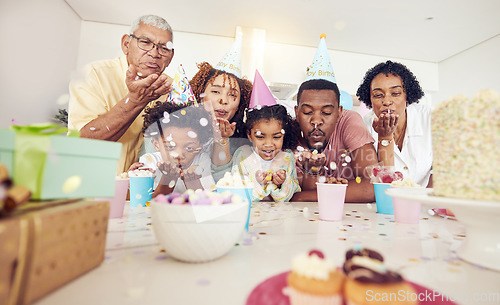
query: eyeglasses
130 34 173 57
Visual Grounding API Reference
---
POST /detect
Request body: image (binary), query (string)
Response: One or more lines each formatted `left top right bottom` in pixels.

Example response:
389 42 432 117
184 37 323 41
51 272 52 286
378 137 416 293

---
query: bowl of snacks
151 189 248 263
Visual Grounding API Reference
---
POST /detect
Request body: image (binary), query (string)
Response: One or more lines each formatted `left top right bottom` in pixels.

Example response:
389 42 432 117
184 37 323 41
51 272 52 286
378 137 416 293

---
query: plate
246 271 457 305
386 188 500 271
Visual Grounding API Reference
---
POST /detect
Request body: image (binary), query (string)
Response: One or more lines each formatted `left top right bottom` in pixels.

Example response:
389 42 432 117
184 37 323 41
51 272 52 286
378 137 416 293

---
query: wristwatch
379 138 393 146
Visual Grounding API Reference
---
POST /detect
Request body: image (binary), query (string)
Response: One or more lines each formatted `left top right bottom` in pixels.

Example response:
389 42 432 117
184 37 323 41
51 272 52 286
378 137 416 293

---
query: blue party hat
306 34 336 83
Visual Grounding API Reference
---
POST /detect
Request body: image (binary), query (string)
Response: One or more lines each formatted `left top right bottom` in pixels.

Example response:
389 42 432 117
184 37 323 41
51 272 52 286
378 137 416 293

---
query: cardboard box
0 199 109 305
0 129 121 199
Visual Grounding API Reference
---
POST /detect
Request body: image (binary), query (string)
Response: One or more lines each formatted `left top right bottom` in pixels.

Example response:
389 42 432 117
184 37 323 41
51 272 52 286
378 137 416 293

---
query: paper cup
217 187 253 230
392 197 421 224
316 182 347 221
95 179 129 218
129 176 154 207
373 183 393 214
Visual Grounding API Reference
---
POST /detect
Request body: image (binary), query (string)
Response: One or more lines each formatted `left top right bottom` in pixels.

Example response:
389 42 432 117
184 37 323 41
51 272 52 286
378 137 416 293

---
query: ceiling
66 0 500 63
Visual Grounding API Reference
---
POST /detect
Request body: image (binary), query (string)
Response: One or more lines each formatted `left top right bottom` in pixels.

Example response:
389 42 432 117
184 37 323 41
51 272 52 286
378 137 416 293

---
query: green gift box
0 124 122 200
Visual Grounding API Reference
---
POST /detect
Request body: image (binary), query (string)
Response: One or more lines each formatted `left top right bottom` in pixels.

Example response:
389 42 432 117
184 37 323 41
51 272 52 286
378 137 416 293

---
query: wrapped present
0 123 121 200
0 199 109 305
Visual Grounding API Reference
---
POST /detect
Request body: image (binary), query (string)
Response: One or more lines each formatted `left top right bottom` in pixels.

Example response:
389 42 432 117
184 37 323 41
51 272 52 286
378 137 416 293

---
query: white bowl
151 200 248 263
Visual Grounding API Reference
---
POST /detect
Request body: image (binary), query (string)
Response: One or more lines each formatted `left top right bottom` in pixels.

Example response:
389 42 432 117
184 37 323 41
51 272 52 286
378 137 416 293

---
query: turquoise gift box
0 124 122 200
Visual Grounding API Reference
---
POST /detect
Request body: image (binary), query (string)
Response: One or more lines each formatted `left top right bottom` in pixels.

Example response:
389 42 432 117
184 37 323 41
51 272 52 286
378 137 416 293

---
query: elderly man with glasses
68 15 175 174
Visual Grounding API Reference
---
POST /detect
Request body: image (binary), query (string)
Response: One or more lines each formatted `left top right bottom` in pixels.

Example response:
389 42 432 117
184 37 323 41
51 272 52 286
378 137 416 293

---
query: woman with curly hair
356 60 432 187
190 61 253 181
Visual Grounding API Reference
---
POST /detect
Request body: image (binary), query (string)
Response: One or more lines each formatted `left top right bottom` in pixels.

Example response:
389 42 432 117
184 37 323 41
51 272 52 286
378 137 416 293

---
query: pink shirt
296 110 374 180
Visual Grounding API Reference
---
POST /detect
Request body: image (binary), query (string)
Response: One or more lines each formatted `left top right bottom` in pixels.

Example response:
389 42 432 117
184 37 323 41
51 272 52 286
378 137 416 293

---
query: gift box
0 199 109 305
0 124 121 199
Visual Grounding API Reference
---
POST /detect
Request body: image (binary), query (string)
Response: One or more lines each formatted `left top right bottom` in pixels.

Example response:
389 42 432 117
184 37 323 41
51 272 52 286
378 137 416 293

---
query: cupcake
286 249 344 305
343 247 416 305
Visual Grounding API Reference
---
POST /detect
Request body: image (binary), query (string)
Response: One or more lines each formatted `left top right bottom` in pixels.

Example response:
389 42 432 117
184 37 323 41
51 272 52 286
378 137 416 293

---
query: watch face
381 140 390 146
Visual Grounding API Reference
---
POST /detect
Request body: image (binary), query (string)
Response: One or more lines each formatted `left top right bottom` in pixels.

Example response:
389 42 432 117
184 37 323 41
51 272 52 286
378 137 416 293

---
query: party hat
306 33 336 83
249 70 277 109
167 64 198 106
215 35 242 78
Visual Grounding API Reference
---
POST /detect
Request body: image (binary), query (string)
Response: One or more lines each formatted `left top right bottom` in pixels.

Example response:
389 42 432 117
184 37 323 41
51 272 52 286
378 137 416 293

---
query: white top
139 151 216 192
363 103 433 187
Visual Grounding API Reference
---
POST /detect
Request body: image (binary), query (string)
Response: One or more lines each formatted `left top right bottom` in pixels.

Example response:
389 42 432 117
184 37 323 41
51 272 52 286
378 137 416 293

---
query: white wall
5 6 497 129
433 35 500 105
0 0 80 127
77 21 439 99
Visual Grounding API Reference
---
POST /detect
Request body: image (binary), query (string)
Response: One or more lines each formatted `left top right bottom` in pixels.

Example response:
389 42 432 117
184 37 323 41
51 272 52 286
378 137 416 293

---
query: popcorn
215 172 253 188
128 169 154 178
391 178 420 187
117 172 129 179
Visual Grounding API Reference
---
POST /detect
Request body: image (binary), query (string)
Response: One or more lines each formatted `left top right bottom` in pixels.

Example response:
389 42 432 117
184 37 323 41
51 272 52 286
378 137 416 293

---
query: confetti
218 151 227 161
125 97 129 104
345 156 352 163
170 151 179 158
89 127 96 131
168 180 176 188
256 130 262 136
199 118 208 126
106 125 110 131
166 41 174 50
355 176 361 183
187 131 197 138
181 110 186 115
281 129 285 134
200 93 206 98
318 176 326 183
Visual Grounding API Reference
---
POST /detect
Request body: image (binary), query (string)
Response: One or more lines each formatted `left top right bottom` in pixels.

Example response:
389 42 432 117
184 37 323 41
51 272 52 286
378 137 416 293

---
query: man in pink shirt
291 79 377 202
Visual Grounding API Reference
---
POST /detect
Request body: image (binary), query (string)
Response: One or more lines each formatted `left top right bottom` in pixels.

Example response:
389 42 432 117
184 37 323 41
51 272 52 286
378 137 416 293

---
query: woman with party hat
231 70 300 202
189 36 253 182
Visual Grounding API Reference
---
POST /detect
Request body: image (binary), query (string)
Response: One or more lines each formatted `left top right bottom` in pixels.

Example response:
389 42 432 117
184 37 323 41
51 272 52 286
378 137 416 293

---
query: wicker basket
0 199 109 305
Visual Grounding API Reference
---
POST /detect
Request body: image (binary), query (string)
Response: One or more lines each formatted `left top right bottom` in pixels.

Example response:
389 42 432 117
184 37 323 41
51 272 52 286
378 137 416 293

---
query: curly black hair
297 79 340 106
189 62 253 138
356 60 424 109
244 104 298 150
142 101 213 145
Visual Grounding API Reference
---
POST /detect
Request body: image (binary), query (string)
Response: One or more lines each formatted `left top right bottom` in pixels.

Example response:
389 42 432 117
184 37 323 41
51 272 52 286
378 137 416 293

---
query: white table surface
34 202 500 305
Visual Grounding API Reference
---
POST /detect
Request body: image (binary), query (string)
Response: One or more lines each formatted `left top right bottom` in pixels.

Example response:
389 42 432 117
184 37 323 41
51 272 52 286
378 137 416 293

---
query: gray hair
130 15 173 41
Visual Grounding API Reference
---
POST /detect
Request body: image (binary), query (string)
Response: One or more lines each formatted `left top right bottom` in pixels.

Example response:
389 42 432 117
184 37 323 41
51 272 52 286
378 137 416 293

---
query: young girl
190 62 253 178
231 104 300 202
138 101 216 196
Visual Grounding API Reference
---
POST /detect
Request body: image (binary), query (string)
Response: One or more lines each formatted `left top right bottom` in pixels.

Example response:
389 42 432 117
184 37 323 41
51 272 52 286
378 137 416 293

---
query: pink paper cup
316 183 347 221
95 179 129 218
393 197 421 224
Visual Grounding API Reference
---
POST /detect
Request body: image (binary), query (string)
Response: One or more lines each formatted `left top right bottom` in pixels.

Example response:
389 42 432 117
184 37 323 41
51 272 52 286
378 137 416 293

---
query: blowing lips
214 109 228 118
308 128 325 142
380 109 395 115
